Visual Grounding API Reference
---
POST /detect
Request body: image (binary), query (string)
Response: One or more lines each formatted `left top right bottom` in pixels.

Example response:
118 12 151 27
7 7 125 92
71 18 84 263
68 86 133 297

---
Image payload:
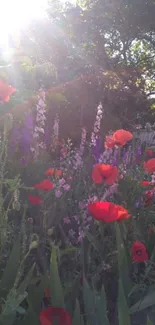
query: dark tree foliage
0 0 155 138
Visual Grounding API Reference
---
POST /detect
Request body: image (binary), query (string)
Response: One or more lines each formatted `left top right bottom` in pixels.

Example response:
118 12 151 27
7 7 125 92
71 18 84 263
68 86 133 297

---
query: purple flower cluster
91 103 103 147
73 127 87 169
31 89 46 158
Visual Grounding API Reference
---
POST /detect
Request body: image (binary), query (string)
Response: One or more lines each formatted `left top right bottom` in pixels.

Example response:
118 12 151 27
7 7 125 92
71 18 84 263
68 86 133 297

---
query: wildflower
63 216 70 224
141 180 152 187
105 129 133 148
79 201 86 209
147 226 155 237
144 158 155 173
88 201 130 223
44 288 51 298
45 168 55 176
55 169 62 177
146 149 153 157
45 168 62 177
91 103 103 147
92 164 118 185
131 241 149 262
27 217 33 224
63 184 71 191
59 178 66 186
51 114 59 151
144 190 154 207
68 229 76 238
31 89 46 157
151 173 155 184
40 307 72 325
28 194 42 205
0 80 16 102
55 189 62 198
73 127 87 169
34 179 54 191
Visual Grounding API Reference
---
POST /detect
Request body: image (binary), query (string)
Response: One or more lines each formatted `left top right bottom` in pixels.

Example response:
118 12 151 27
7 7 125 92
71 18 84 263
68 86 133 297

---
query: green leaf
130 290 155 314
18 263 35 294
115 223 132 300
65 275 80 316
73 299 83 325
14 306 26 315
0 236 20 297
96 286 110 325
118 278 131 325
147 316 153 325
28 274 48 313
85 231 101 254
50 247 64 308
0 312 16 325
83 278 96 325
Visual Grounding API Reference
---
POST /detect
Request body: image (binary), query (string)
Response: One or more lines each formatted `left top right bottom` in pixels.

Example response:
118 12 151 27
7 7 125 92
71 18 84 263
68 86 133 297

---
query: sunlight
0 0 77 50
0 0 47 48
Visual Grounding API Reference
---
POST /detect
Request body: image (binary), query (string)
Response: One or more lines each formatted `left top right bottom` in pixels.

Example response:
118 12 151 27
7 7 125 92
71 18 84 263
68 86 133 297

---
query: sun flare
0 0 47 47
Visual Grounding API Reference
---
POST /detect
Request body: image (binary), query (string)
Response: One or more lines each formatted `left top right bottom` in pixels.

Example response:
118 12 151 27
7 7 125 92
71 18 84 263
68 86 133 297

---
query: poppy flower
28 194 42 205
147 226 155 237
88 201 130 223
144 190 154 207
141 180 152 187
45 168 55 176
146 149 153 157
105 129 133 148
144 158 155 173
0 80 16 102
45 168 62 177
92 164 118 185
131 241 149 262
40 307 72 325
34 179 54 191
44 288 51 298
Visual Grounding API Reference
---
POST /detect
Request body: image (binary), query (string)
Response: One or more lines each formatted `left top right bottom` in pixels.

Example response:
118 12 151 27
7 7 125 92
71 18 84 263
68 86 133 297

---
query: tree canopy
0 0 155 138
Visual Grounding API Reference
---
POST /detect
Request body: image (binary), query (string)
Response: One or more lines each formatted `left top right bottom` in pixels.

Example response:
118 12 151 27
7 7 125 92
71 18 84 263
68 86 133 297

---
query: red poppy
44 288 51 298
147 226 155 237
88 201 130 223
28 194 42 205
105 129 133 148
141 180 152 187
144 159 155 173
92 164 118 185
146 149 153 157
45 168 55 176
34 179 54 191
0 80 16 102
40 307 72 325
131 241 149 262
45 168 62 177
144 190 154 207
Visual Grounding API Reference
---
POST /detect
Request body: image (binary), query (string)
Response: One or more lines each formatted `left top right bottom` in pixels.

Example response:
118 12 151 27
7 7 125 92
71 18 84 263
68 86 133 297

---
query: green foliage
50 247 65 308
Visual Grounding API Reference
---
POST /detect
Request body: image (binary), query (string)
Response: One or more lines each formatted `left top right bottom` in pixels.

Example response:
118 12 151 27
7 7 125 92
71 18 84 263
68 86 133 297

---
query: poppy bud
29 241 39 250
47 228 54 236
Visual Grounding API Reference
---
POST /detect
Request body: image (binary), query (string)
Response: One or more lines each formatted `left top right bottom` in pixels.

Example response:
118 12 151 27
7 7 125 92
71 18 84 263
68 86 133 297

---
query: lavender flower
51 114 59 152
55 189 62 198
31 89 46 158
63 184 71 191
59 178 66 186
91 103 103 147
63 216 70 224
73 127 87 169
